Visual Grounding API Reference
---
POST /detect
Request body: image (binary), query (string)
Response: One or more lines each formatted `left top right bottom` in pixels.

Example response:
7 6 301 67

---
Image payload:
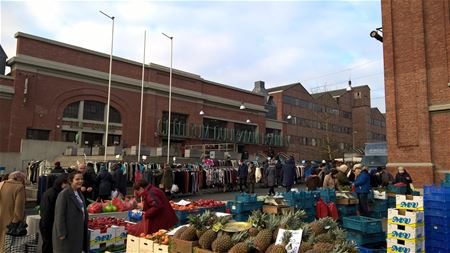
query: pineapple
173 226 188 239
179 225 197 241
188 210 217 239
332 240 359 253
299 242 313 253
248 210 267 236
270 245 287 253
198 229 217 249
314 232 333 243
330 227 347 242
211 234 233 253
254 215 280 252
313 242 334 252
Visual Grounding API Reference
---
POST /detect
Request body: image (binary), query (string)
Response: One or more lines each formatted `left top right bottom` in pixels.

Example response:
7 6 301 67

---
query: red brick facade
381 0 450 186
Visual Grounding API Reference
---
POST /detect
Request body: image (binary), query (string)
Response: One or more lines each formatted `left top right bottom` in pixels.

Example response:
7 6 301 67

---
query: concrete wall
0 152 22 171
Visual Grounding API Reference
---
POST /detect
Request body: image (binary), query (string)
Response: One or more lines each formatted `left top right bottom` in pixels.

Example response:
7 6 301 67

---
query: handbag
3 233 38 253
6 221 28 236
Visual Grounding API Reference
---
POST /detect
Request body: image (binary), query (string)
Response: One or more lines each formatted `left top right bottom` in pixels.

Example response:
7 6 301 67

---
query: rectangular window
203 118 228 139
26 128 50 140
83 101 105 121
62 130 77 142
162 112 188 137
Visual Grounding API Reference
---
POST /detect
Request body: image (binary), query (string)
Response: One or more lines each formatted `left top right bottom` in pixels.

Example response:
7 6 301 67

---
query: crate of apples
194 199 225 208
141 229 170 245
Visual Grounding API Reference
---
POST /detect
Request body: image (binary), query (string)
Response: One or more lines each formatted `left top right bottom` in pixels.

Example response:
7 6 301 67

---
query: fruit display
88 217 131 232
88 197 137 214
170 199 225 211
140 229 170 245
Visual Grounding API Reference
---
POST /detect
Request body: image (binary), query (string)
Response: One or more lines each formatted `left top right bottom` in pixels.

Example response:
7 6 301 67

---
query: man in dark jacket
39 174 68 253
247 162 256 194
306 170 321 191
112 163 127 197
353 166 371 216
79 163 96 200
282 156 296 192
237 160 248 193
51 161 65 174
96 165 114 200
394 166 413 194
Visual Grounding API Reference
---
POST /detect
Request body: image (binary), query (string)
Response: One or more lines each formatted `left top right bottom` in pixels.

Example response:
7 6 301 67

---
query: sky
0 0 386 112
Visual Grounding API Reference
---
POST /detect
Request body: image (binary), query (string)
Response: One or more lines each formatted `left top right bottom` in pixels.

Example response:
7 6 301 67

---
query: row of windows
369 118 386 127
287 115 353 134
63 101 121 123
295 136 349 150
282 95 352 119
370 132 386 141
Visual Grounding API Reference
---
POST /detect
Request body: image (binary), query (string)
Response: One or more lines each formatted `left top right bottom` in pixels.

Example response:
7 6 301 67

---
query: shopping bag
3 233 38 253
327 202 339 221
316 198 329 218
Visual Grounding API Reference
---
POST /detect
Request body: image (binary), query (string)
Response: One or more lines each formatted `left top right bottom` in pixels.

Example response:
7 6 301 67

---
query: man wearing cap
353 164 371 216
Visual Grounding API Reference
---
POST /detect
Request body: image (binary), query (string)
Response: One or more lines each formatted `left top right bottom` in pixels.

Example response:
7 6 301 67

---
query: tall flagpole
162 33 173 165
100 11 115 162
138 30 147 163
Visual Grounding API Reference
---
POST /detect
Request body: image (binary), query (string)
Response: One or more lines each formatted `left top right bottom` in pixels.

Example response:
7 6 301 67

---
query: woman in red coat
133 179 178 234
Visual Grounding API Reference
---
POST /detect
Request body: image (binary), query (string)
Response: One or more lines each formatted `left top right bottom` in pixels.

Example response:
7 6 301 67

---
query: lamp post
100 10 115 162
162 33 173 165
138 30 147 163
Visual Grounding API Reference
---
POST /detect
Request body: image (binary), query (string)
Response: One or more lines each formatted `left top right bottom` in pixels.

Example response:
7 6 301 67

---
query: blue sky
1 0 385 111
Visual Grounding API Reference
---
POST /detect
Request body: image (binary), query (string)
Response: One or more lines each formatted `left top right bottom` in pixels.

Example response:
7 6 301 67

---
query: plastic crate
441 181 450 187
198 205 226 214
425 230 449 242
337 204 358 216
424 186 450 202
424 208 450 217
233 212 250 222
227 201 263 214
445 173 450 183
387 185 407 194
319 188 337 203
235 193 257 202
425 200 450 210
370 200 388 212
425 246 448 253
175 209 200 223
291 200 315 210
426 239 450 250
388 197 396 208
370 210 387 219
342 216 383 234
346 229 385 246
358 245 387 253
425 216 450 233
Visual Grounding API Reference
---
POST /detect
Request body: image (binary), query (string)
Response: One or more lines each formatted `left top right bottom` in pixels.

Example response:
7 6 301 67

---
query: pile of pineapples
171 210 359 253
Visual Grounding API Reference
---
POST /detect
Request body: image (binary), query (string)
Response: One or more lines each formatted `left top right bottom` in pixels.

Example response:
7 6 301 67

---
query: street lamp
239 103 246 110
162 32 173 165
287 114 292 120
138 30 147 163
199 110 205 116
100 10 115 162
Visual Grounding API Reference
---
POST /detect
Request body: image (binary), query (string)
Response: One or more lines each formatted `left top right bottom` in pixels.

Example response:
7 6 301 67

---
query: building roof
266 83 300 92
311 85 370 98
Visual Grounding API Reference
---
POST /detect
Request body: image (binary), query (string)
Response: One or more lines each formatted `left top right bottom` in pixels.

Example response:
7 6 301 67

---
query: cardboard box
194 247 215 253
154 243 169 253
140 238 154 253
113 225 127 246
262 205 295 214
336 198 359 205
386 238 424 253
388 208 424 226
396 195 424 211
171 238 199 253
126 235 140 253
387 223 424 240
373 190 387 200
89 227 115 250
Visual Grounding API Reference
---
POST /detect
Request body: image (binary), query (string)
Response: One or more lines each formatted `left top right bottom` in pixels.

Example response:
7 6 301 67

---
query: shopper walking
266 160 277 196
132 179 178 234
0 171 26 253
282 156 296 192
40 174 68 253
53 171 88 253
323 169 338 189
96 164 114 200
353 166 371 216
247 162 256 194
237 160 248 193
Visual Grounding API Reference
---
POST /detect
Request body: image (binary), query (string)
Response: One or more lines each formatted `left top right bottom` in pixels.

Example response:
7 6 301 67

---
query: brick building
0 32 385 168
381 0 450 186
262 82 386 161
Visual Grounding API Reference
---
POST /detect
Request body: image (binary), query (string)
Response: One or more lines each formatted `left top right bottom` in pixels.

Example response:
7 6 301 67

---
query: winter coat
394 172 412 185
323 174 337 189
265 165 276 187
112 169 127 196
306 175 321 191
282 159 296 187
53 188 88 253
0 180 25 253
380 171 394 187
40 176 66 238
354 170 371 193
336 171 351 190
82 166 97 200
51 165 65 174
247 165 256 183
237 163 248 179
139 184 178 234
161 168 174 191
96 171 114 197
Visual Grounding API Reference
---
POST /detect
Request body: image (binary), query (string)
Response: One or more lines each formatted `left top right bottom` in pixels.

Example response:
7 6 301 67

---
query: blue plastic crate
291 199 315 210
358 245 387 253
424 186 450 202
387 185 407 194
318 188 337 203
426 239 450 250
233 212 250 222
425 216 450 233
175 209 201 223
337 204 358 216
387 196 396 208
441 181 450 187
347 229 385 245
342 216 383 234
425 208 450 217
425 200 450 210
425 230 450 242
227 201 263 214
426 247 448 253
235 193 257 202
198 205 227 214
370 200 387 212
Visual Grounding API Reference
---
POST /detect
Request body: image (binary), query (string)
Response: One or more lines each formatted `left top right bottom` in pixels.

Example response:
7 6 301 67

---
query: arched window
63 101 80 119
62 100 121 123
109 107 121 123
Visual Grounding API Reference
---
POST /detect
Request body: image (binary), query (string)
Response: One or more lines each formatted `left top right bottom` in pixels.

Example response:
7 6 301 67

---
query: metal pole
100 11 115 162
162 33 173 165
138 30 146 163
